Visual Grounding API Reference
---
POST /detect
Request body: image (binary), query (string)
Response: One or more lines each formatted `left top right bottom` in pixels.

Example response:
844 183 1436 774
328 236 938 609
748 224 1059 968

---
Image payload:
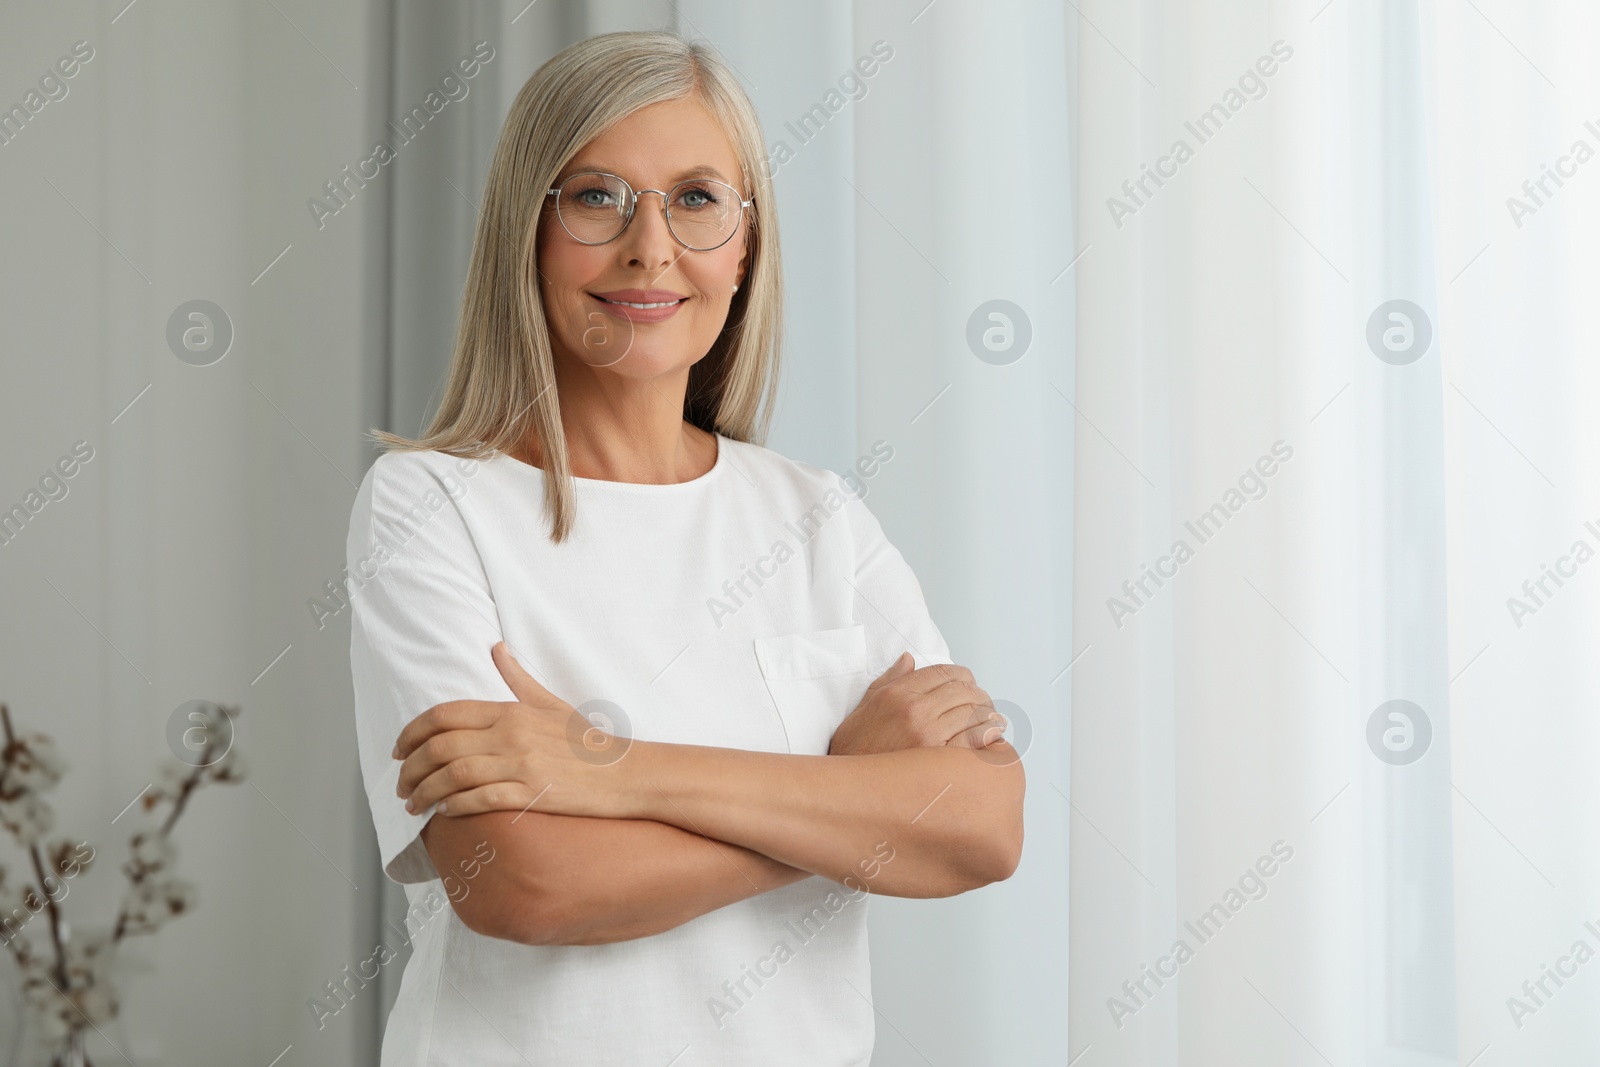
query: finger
938 704 1005 748
895 661 977 697
916 677 990 716
394 700 501 760
397 727 502 798
404 754 524 815
950 714 1008 750
866 651 915 691
492 641 553 707
433 780 551 818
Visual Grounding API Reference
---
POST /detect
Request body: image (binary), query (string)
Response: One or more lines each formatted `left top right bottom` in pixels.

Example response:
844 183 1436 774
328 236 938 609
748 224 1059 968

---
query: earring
732 283 740 293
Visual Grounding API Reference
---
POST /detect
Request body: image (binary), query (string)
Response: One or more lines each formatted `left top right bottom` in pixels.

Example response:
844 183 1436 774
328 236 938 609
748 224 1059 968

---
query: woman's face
536 96 749 381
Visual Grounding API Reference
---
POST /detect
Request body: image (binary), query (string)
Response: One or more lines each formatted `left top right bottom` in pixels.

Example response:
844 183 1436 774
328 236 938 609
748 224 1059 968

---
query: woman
347 30 1024 1066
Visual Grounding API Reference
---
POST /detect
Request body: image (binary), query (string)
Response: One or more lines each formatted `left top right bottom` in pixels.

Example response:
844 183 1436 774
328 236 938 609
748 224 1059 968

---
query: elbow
986 821 1024 883
963 816 1022 890
974 756 1026 887
919 755 1026 896
937 829 1021 896
450 873 566 947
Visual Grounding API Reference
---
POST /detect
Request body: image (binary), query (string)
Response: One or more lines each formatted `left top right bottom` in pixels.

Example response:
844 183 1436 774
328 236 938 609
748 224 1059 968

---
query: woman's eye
576 188 615 207
676 186 719 210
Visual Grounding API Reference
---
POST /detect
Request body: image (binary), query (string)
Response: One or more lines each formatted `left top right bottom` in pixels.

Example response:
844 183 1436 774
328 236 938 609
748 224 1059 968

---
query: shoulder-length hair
370 30 782 543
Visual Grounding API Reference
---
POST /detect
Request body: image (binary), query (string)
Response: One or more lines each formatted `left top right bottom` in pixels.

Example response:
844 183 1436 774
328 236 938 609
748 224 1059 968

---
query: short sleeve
841 490 954 674
346 452 513 884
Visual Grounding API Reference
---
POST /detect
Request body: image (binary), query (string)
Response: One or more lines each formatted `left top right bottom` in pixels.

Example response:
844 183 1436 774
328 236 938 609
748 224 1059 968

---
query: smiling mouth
591 295 688 309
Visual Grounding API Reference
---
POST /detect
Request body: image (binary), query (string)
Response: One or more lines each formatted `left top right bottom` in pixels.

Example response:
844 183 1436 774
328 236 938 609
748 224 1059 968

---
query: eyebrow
562 162 731 184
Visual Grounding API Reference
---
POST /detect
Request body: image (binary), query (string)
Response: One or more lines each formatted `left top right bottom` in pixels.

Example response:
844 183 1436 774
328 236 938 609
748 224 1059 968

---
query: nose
618 189 682 273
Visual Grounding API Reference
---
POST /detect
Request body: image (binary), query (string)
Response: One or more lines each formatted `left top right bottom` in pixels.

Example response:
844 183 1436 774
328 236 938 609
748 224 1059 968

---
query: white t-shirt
346 433 952 1066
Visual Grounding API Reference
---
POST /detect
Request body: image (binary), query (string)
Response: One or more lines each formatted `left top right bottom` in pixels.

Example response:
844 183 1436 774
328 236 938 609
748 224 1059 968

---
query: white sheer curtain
1072 2 1599 1066
382 4 1072 1062
381 1 1597 1064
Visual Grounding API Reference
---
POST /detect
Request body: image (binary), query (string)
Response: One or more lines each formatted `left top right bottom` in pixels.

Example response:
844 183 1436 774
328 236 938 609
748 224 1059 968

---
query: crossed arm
411 644 1025 947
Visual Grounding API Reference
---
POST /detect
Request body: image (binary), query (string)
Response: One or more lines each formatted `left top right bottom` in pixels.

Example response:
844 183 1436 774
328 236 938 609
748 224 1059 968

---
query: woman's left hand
394 642 625 819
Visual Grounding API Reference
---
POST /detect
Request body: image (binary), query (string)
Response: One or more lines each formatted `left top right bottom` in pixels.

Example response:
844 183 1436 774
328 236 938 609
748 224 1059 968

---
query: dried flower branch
0 700 245 1064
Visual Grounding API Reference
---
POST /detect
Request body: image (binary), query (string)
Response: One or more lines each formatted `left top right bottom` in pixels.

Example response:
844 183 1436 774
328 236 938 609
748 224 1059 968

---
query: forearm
522 812 811 945
609 740 1025 898
423 810 809 947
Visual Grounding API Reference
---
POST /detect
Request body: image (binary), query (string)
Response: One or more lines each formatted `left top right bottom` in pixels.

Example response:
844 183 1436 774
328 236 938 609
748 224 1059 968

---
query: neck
517 357 715 484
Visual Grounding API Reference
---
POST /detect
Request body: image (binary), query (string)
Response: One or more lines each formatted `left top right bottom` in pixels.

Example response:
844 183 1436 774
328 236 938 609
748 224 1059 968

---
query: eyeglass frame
544 170 754 251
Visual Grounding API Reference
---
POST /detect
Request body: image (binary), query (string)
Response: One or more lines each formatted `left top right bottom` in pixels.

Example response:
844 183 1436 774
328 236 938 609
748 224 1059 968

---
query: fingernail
404 798 415 813
392 743 400 759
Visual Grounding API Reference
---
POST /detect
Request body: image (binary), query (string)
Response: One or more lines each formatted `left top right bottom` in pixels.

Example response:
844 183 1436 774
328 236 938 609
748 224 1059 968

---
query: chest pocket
752 624 870 755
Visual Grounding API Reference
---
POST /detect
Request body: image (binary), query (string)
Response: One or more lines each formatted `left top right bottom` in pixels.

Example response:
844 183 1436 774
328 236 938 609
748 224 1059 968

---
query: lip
592 289 688 303
589 289 689 323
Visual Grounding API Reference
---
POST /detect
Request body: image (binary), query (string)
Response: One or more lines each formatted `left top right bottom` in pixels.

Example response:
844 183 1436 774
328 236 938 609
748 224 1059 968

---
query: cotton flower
121 879 160 910
65 926 115 978
118 880 166 935
0 864 49 940
0 866 32 939
18 949 64 1004
46 838 95 881
159 877 198 918
20 934 121 1033
127 831 176 874
78 979 120 1025
63 929 120 1019
0 792 55 845
207 747 249 784
1 732 68 797
116 875 197 936
147 759 197 807
25 998 71 1042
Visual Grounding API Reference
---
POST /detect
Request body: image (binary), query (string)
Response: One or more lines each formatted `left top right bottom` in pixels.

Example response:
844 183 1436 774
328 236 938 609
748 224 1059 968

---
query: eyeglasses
544 171 752 252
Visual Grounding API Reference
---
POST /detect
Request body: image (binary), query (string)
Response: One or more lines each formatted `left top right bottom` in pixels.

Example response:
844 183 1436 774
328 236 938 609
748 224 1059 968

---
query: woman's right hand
828 654 1007 756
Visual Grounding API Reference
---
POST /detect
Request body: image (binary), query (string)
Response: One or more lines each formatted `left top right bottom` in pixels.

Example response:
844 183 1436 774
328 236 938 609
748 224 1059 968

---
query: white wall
0 1 385 1062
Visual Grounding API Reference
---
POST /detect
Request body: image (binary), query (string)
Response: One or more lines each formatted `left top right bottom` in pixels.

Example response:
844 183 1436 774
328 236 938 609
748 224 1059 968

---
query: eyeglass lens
554 172 742 250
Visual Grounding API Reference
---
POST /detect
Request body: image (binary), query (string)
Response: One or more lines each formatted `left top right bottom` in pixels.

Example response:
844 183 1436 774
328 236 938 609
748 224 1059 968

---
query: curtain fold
1070 2 1598 1064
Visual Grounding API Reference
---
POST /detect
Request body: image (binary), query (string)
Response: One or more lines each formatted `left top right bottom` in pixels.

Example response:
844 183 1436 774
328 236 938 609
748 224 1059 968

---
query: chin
587 343 702 379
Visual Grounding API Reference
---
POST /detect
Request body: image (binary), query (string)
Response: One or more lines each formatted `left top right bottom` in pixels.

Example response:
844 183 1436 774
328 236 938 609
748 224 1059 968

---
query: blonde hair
371 31 782 543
